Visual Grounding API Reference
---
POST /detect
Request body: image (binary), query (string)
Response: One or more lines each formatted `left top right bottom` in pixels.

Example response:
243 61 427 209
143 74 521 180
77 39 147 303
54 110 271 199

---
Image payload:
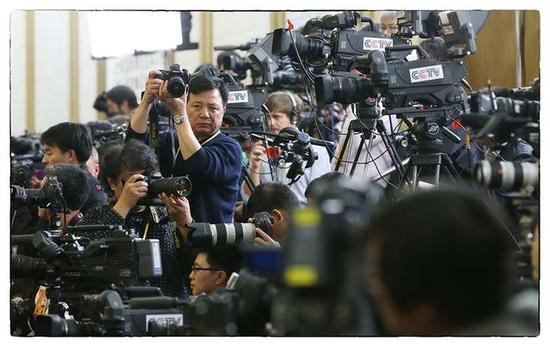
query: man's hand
159 193 192 240
158 80 187 116
142 70 164 105
159 193 192 226
113 174 148 218
248 217 280 248
254 227 280 248
248 140 267 172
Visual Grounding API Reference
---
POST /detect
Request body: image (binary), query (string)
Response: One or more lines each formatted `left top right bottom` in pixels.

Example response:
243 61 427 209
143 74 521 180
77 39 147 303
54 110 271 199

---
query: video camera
272 11 405 72
27 267 275 336
11 227 162 288
11 175 65 212
11 134 45 187
194 64 268 134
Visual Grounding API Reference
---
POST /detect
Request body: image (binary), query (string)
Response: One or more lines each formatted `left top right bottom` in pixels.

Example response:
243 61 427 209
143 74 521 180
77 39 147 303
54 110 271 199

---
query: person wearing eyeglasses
189 246 242 296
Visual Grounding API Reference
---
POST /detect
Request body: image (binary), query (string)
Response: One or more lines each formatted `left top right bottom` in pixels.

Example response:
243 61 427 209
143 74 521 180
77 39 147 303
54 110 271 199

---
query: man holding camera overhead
128 67 242 223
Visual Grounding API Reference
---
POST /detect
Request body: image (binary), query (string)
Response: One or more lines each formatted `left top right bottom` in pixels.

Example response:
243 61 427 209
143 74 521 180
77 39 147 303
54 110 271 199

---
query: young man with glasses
189 246 242 296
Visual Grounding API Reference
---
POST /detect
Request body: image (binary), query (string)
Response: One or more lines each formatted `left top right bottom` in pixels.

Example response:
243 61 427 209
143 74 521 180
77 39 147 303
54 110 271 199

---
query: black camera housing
155 64 191 98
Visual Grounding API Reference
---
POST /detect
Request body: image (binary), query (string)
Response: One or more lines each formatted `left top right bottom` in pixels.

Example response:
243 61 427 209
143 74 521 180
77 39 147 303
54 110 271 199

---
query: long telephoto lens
148 177 192 197
187 223 256 247
475 160 539 190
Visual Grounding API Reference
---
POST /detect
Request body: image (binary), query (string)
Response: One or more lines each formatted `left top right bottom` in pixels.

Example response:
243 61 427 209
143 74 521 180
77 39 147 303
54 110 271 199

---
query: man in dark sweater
128 70 241 223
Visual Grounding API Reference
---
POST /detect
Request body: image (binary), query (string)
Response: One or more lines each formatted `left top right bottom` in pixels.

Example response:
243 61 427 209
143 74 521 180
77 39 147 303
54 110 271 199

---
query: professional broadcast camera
11 227 165 336
155 63 191 98
11 175 65 212
136 173 192 206
193 64 268 134
11 134 45 186
25 267 275 336
186 211 274 247
272 11 407 72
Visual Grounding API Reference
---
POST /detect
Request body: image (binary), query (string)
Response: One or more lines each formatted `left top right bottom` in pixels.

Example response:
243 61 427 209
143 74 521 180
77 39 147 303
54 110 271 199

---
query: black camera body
155 64 191 98
272 127 318 182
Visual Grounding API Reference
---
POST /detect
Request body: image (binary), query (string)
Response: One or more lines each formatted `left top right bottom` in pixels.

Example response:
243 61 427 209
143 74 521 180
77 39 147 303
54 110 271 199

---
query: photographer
105 85 138 119
364 190 538 336
246 182 299 247
243 91 331 205
189 246 242 296
78 140 190 299
128 70 242 223
40 122 107 212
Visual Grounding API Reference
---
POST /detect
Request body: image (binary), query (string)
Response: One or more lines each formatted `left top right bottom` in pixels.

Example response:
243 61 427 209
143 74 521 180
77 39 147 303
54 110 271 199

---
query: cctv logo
228 91 249 104
409 65 445 83
363 37 394 51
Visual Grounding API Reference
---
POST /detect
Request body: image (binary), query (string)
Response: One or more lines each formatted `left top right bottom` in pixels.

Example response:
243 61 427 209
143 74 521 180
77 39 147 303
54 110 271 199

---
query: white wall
10 11 26 136
78 12 98 124
33 11 71 133
212 11 272 62
9 11 295 136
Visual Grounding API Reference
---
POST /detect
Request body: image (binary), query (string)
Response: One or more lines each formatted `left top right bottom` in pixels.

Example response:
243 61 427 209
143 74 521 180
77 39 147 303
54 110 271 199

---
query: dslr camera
155 64 191 98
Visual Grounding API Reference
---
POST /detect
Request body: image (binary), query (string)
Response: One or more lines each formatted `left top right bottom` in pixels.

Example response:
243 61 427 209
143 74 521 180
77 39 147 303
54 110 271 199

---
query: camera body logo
363 37 393 51
228 90 249 103
145 314 184 332
409 65 445 83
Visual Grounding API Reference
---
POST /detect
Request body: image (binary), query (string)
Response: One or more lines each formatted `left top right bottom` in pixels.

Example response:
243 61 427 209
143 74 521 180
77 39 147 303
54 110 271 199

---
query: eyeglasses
191 266 222 273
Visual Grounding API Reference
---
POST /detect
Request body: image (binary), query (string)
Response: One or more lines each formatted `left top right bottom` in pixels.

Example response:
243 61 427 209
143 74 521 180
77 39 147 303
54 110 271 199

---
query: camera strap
143 222 150 240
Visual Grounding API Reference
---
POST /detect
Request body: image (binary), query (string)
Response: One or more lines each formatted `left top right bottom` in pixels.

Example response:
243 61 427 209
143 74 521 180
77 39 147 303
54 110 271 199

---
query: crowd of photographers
10 10 539 337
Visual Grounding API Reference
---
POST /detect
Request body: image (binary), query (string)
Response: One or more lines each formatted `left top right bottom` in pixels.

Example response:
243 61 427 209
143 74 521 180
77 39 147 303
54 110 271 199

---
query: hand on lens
159 193 192 227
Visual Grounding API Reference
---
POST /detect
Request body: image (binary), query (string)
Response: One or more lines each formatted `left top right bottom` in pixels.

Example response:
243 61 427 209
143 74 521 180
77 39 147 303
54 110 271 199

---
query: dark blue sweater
127 126 242 223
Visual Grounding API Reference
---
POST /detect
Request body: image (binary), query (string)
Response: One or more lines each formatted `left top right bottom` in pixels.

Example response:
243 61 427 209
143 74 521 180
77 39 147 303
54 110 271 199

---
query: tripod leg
377 120 411 187
350 136 366 176
434 160 441 188
411 165 418 191
335 126 353 172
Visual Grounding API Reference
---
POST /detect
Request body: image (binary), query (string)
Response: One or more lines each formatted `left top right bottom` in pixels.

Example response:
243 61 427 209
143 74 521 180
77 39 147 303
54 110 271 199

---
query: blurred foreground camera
155 64 191 98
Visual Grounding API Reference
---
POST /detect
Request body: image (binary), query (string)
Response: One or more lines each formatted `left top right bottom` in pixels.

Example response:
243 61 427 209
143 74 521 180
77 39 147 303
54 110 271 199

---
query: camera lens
187 223 257 246
475 160 539 190
174 177 192 197
167 76 186 98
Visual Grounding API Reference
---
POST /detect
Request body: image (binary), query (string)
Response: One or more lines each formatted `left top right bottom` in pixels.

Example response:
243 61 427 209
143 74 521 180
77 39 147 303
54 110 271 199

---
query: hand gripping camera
155 64 191 98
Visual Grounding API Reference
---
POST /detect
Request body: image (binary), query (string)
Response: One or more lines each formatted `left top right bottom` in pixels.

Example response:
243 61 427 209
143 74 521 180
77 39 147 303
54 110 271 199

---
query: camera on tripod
272 11 398 72
155 64 191 98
